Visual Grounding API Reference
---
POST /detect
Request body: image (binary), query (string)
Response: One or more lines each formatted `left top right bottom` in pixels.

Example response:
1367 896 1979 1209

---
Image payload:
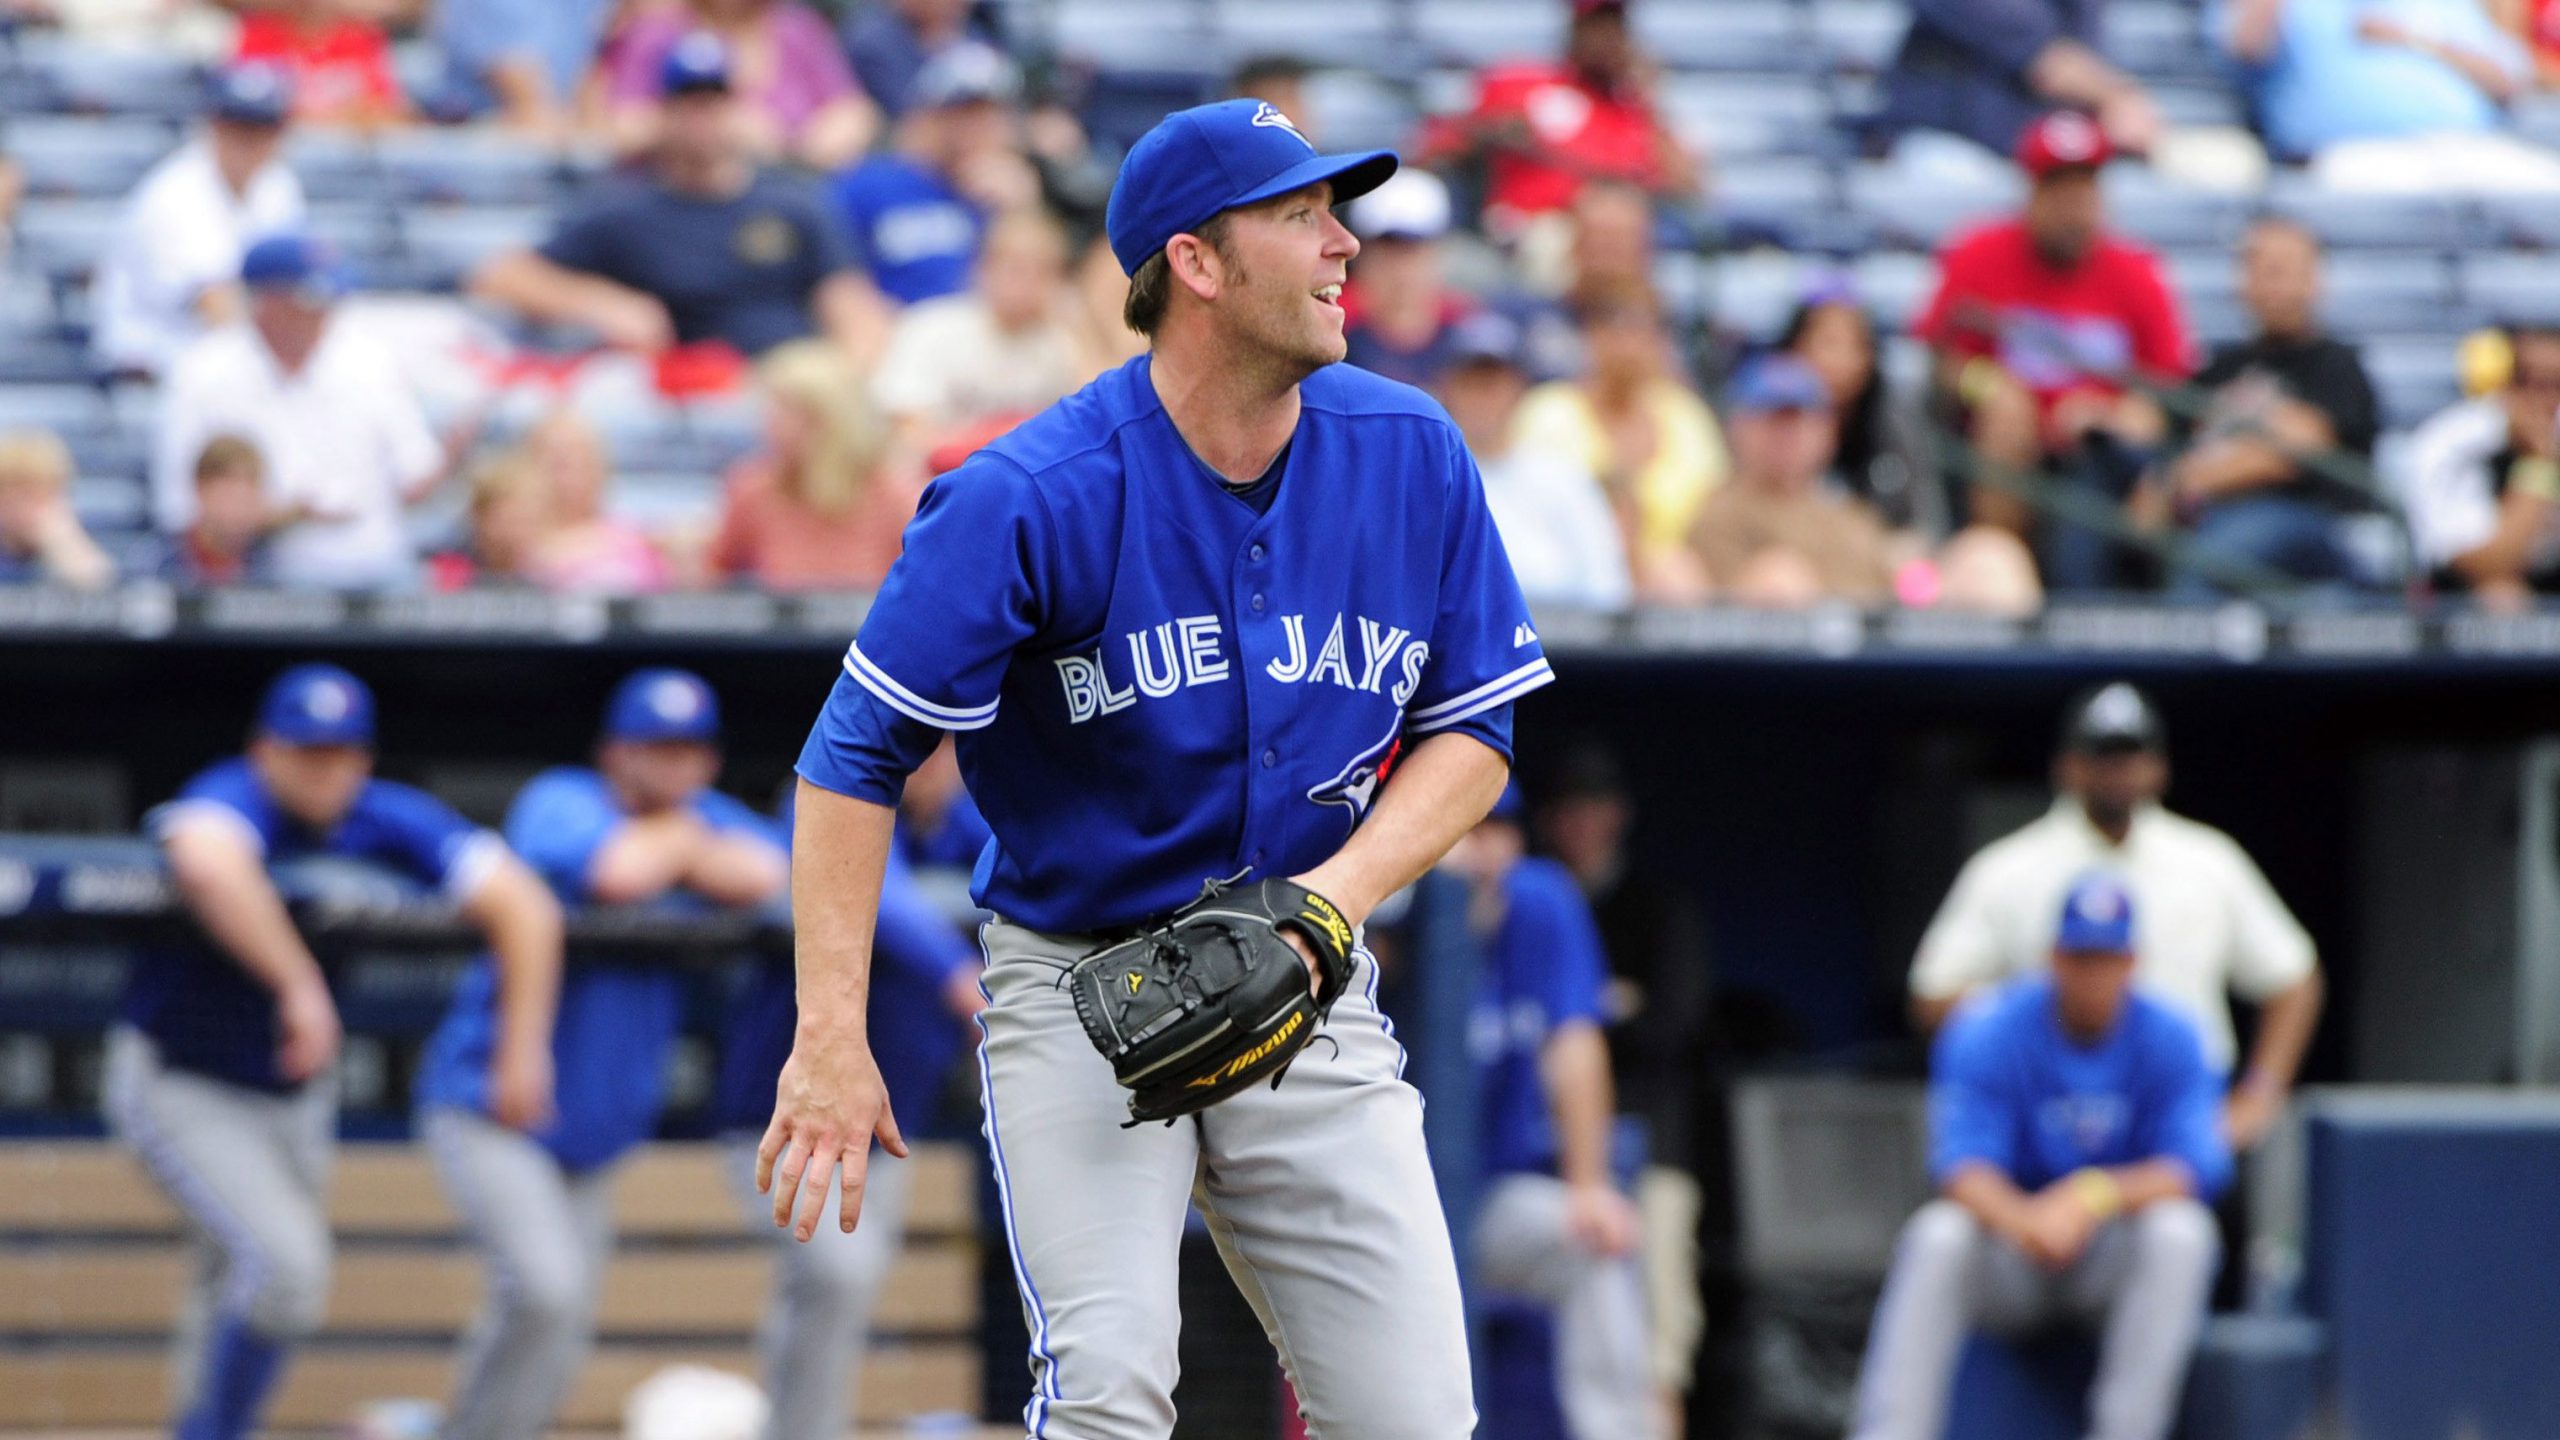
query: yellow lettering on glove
1185 1009 1306 1088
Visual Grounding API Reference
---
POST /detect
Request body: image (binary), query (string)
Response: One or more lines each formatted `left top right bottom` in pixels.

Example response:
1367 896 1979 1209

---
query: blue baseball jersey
899 790 993 873
714 817 978 1136
1930 976 2233 1200
122 758 503 1093
416 766 779 1172
1468 856 1610 1178
798 355 1553 935
828 153 981 305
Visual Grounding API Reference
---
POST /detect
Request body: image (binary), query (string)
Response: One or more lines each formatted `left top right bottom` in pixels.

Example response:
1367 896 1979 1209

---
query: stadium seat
2103 171 2246 251
376 129 592 207
2318 252 2467 340
2102 0 2218 81
1053 0 1216 72
2267 183 2464 251
391 206 557 294
2363 339 2463 430
1209 0 1405 70
5 114 177 199
1631 1 1812 74
1411 0 1565 69
68 472 147 531
1849 250 1938 333
1706 250 1819 340
1845 162 2023 251
1656 73 1836 160
1301 68 1422 155
2458 252 2560 326
284 130 391 205
7 37 202 119
14 198 124 287
1811 0 1911 73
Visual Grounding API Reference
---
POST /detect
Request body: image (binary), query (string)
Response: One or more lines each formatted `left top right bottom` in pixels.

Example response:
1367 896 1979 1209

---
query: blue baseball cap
240 233 348 302
604 668 721 744
660 31 732 96
2054 873 2136 955
1446 310 1528 371
1105 98 1398 276
1727 354 1835 415
208 62 293 126
913 40 1019 109
258 664 376 747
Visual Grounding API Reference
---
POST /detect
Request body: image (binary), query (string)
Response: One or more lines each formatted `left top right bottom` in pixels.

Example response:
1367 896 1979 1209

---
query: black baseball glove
1066 877 1359 1125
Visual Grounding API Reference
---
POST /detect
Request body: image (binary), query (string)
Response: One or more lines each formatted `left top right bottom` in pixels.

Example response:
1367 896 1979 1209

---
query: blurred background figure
1911 683 2324 1154
159 434 275 588
1777 278 1948 542
1914 113 2192 587
231 0 408 130
896 735 992 870
1344 169 1473 389
1449 786 1668 1440
847 0 1001 122
1514 287 1725 603
154 235 450 593
1532 745 1713 1429
1880 0 2161 163
608 0 877 171
1417 0 1700 241
417 669 784 1440
1692 355 1898 608
707 339 923 591
2151 217 2378 594
1229 54 1316 141
472 35 885 365
1436 311 1632 611
430 449 551 591
2399 324 2560 606
1852 874 2227 1440
430 0 614 137
91 62 301 380
713 789 981 1440
106 664 561 1440
873 206 1086 449
516 409 670 594
0 428 114 589
832 41 1035 310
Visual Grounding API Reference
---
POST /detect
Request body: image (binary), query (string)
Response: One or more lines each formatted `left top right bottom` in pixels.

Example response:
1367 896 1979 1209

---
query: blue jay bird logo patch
1308 724 1403 832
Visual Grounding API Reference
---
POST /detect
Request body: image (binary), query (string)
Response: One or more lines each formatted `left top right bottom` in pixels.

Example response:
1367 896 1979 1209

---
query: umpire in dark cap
1908 682 2324 1155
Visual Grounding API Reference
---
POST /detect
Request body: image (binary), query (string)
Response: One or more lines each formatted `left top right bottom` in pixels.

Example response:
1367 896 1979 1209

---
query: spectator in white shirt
1910 682 2324 1152
1437 311 1633 611
2397 325 2560 606
153 235 447 593
91 63 306 380
871 206 1085 448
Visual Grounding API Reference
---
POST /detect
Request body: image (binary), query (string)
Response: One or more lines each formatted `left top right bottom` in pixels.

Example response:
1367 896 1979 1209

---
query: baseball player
104 664 562 1440
762 97 1552 1439
711 791 983 1440
1447 786 1663 1440
1854 874 2228 1440
415 668 787 1440
1910 681 2324 1152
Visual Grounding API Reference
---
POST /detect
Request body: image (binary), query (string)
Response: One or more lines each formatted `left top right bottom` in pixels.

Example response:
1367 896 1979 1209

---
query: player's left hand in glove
1067 877 1358 1125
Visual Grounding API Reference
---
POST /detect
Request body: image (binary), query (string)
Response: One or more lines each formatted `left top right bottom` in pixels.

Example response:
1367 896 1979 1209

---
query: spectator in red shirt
234 0 410 130
1913 111 2193 588
1416 0 1700 238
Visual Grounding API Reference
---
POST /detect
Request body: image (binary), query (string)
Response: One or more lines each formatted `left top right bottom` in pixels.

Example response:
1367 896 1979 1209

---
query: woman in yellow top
1510 288 1728 602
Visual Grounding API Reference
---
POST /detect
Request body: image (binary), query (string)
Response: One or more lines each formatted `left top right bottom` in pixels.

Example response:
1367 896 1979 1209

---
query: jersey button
1250 543 1266 562
1250 593 1267 613
1261 748 1277 768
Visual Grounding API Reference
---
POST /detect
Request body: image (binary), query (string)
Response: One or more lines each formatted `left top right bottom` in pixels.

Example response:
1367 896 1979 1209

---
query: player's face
1216 182 1360 370
2052 947 2136 1035
1731 406 1838 491
2025 170 2103 268
603 740 720 813
1536 792 1627 875
2062 748 2167 827
251 739 373 829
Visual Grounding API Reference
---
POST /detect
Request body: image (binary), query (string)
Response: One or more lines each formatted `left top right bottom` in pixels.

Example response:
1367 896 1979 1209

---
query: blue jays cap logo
651 674 705 722
1248 101 1311 149
304 679 352 723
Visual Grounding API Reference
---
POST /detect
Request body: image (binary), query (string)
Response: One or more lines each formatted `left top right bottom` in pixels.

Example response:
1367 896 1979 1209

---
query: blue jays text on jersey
798 354 1553 935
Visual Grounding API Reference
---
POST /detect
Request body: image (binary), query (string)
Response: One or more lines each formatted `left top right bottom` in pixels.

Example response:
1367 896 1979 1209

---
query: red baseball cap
1571 0 1628 16
2014 110 2113 179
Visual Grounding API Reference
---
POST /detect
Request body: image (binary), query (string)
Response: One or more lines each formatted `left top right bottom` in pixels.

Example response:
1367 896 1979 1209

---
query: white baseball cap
1351 168 1452 241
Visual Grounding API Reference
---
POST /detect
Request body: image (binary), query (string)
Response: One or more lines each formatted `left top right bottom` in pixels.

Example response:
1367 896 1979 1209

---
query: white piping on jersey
443 830 509 903
1403 657 1556 733
843 643 1001 730
150 797 270 858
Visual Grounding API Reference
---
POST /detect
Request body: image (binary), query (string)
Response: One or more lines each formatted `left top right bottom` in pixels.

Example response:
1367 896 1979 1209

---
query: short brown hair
194 433 263 485
1122 213 1236 338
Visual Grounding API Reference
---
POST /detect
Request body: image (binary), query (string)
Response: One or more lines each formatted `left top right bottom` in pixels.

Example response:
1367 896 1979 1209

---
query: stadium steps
0 1141 983 1431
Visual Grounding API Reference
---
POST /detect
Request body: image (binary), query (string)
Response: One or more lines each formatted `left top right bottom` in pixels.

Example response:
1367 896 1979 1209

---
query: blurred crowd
2 0 2560 609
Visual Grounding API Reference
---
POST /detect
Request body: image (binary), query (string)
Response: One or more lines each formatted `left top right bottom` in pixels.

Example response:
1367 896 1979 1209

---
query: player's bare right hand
274 975 342 1084
758 1030 909 1241
489 1037 555 1133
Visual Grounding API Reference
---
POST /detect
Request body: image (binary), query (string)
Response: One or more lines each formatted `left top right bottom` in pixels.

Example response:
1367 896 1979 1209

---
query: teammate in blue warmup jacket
1451 786 1662 1440
894 736 993 872
416 668 787 1440
1852 873 2231 1440
763 98 1552 1438
105 665 563 1440
712 793 983 1440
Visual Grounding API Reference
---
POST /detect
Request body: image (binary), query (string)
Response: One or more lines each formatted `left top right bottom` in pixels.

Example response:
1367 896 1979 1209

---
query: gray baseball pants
725 1138 915 1440
1473 1173 1663 1440
976 919 1475 1440
102 1025 337 1414
421 1105 618 1440
1850 1197 2220 1440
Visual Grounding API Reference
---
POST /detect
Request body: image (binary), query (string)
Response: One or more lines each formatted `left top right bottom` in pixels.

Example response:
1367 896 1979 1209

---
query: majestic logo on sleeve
1308 723 1403 829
